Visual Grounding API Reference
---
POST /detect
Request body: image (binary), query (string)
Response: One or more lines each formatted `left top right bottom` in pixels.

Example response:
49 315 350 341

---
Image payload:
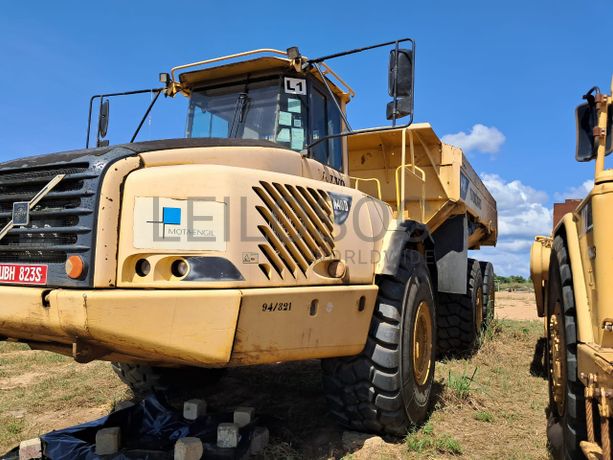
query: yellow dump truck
0 39 496 434
531 83 613 458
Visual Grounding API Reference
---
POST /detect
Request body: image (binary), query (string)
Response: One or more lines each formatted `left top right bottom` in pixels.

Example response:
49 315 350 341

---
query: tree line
495 275 530 284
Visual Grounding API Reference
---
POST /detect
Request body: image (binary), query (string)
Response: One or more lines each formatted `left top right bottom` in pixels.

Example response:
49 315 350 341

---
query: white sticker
278 111 292 126
276 128 291 143
284 77 307 95
287 97 302 113
133 197 226 251
291 128 305 150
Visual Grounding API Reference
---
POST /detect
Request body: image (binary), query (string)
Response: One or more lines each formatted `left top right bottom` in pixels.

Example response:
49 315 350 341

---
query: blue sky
0 1 610 276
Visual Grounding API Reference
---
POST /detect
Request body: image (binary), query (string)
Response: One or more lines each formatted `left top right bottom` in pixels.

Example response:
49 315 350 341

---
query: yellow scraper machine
0 38 496 435
531 82 613 459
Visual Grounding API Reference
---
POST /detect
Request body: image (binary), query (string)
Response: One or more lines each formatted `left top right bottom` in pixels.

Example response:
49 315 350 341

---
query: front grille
0 163 96 264
253 181 335 280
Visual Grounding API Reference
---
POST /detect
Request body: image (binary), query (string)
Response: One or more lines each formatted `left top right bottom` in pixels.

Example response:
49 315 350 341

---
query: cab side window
309 86 343 171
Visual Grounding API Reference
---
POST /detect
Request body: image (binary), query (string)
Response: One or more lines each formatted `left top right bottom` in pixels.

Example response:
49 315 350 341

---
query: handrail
170 49 290 82
350 176 382 200
319 62 356 98
395 161 427 223
170 48 355 99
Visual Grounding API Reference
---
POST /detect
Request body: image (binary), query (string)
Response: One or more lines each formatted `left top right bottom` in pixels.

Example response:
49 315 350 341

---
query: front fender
555 214 594 344
530 236 551 318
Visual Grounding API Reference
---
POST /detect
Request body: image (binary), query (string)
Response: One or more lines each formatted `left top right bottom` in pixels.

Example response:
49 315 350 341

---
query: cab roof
175 54 351 102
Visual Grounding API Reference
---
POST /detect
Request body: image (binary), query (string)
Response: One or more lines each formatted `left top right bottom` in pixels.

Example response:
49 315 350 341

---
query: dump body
347 123 497 248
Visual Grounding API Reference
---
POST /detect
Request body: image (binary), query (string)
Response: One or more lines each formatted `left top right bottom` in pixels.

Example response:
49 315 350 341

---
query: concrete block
19 438 41 460
217 422 240 448
95 427 121 455
233 406 255 427
250 426 269 455
174 437 203 460
183 399 207 421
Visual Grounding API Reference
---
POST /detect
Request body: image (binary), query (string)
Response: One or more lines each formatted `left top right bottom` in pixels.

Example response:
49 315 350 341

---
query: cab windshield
186 75 343 170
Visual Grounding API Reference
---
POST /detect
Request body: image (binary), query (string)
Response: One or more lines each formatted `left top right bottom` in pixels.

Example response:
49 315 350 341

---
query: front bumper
0 285 376 366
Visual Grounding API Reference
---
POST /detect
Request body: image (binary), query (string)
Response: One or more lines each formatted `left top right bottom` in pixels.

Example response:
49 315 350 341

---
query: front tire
546 236 586 459
321 249 436 435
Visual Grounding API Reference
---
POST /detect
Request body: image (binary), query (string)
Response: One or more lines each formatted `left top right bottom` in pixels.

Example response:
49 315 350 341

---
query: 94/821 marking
261 302 292 312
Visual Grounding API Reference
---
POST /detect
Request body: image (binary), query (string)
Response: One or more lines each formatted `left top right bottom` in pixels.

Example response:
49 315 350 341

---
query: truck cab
182 57 346 175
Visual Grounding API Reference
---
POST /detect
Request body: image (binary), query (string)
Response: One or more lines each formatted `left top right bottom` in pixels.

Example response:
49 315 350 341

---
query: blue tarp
2 395 253 459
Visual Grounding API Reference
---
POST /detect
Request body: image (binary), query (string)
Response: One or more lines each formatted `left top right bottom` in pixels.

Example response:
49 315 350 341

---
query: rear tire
112 363 226 397
480 261 496 328
545 236 586 460
321 249 436 435
437 258 484 356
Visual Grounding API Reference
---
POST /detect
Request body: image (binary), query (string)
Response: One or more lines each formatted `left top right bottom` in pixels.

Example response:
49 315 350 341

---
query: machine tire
437 258 484 356
321 248 436 435
545 236 586 460
112 363 226 397
480 261 496 329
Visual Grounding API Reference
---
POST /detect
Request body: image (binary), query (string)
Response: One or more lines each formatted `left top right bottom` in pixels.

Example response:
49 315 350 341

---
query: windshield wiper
229 92 249 138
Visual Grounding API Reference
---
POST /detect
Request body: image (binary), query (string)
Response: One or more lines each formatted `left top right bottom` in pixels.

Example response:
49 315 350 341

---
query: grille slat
254 188 314 271
0 172 98 187
253 181 335 280
0 190 94 203
257 224 299 278
0 207 93 219
7 226 91 235
0 164 94 265
0 245 89 252
287 185 335 252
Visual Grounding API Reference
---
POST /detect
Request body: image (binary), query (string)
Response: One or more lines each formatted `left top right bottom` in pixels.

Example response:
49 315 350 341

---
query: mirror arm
307 38 414 65
85 95 97 149
312 63 352 132
595 93 609 175
304 113 414 153
85 87 164 148
130 89 164 143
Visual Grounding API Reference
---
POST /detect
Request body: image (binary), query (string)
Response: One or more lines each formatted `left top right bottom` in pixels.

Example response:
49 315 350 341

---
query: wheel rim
549 299 566 415
475 286 484 331
412 301 433 386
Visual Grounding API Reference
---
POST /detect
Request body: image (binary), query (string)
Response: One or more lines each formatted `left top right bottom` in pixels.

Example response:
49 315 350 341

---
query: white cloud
471 174 552 277
442 124 506 154
554 179 593 201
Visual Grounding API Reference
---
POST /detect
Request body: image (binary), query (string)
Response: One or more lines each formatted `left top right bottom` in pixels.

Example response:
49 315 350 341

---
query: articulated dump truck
531 82 613 459
0 39 497 434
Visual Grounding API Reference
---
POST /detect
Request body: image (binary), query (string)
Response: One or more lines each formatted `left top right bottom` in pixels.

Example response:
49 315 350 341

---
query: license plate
0 264 48 286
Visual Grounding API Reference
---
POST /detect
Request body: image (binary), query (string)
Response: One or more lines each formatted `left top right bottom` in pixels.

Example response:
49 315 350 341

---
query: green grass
446 367 477 400
474 410 494 423
405 423 463 456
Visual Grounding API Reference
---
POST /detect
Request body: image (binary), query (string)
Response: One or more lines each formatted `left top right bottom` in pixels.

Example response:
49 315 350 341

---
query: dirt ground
0 291 549 459
495 290 539 321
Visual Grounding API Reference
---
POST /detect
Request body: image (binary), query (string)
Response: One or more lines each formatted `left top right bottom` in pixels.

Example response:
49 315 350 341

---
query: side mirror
97 99 110 147
387 48 414 121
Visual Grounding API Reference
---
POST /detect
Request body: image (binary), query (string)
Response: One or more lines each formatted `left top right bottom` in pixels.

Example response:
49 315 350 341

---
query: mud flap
432 215 468 294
